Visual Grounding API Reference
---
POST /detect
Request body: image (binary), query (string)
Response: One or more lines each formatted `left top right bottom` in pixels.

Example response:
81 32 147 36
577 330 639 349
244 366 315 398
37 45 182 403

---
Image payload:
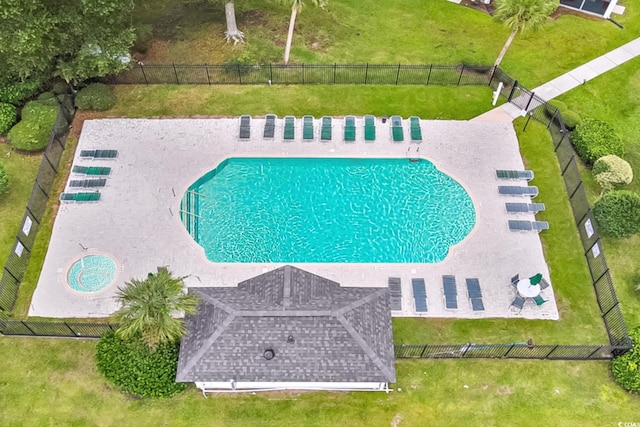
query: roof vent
287 335 295 344
263 349 275 360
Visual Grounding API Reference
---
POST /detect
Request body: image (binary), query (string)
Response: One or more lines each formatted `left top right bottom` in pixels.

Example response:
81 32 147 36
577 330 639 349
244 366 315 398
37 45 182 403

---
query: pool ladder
180 190 201 241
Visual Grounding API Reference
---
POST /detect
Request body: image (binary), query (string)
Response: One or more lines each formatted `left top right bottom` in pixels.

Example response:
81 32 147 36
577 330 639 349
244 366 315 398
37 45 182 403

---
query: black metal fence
0 95 118 338
394 343 629 360
488 72 632 351
0 65 633 355
104 63 495 86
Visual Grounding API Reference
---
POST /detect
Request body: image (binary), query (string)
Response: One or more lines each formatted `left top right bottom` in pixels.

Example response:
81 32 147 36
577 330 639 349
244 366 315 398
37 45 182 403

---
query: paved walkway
473 37 640 122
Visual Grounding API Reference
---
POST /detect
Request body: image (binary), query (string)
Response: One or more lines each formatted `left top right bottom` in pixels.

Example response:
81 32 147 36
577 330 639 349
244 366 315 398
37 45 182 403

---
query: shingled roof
176 265 395 384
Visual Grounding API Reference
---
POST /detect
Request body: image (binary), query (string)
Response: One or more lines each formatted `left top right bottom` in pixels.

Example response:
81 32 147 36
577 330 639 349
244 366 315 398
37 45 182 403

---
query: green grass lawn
1 336 638 426
132 0 640 87
557 58 640 330
106 84 497 119
0 144 42 287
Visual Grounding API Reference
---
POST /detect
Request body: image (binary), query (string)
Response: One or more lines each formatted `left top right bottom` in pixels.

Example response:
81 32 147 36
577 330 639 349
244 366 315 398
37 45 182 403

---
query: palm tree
493 0 558 68
113 266 199 349
279 0 325 65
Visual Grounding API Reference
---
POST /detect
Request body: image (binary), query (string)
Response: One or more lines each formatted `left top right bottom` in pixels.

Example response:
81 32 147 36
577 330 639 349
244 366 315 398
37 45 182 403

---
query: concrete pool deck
30 117 559 320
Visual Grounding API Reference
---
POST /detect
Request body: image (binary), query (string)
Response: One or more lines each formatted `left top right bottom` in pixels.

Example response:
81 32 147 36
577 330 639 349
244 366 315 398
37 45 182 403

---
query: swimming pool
181 158 476 263
67 255 118 293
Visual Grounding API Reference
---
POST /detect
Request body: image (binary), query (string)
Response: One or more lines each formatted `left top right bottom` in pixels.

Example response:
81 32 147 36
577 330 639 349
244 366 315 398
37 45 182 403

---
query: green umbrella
529 273 543 285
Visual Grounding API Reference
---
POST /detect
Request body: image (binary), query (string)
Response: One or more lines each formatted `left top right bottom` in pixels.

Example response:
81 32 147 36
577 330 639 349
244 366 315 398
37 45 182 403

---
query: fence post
503 343 517 357
205 64 211 85
25 207 40 226
172 63 179 84
237 64 242 84
139 63 148 85
333 63 337 84
35 179 49 198
54 135 65 151
587 346 603 359
420 344 429 358
554 129 568 151
524 91 536 111
568 180 583 201
20 321 36 336
457 64 465 85
544 345 559 359
547 108 558 129
3 266 21 284
488 65 497 87
43 151 57 174
62 321 76 336
302 63 305 84
507 80 518 102
269 63 273 83
395 63 401 85
364 63 369 84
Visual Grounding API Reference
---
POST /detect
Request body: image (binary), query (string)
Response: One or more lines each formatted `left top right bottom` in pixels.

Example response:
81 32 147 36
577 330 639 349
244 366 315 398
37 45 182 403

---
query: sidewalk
472 37 640 122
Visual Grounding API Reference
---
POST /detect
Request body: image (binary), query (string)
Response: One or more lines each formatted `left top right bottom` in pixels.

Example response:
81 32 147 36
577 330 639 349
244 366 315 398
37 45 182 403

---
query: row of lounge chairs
391 276 484 312
237 115 423 143
496 169 534 181
79 149 118 159
63 148 118 202
60 192 100 202
68 178 107 188
497 169 549 233
498 185 539 197
505 202 545 213
72 166 111 176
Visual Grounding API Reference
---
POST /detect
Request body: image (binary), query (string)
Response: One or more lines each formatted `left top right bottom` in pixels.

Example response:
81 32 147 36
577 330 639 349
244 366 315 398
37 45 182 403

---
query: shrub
75 83 114 111
611 327 640 393
593 155 633 191
0 80 41 105
36 92 59 107
593 190 640 238
95 331 187 398
0 103 18 135
51 82 69 95
571 118 624 165
561 110 581 130
21 100 59 123
133 24 154 54
544 100 567 118
0 162 8 197
7 120 52 152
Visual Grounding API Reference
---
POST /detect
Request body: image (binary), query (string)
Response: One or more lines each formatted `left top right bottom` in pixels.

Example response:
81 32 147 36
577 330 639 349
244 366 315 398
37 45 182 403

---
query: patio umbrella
529 273 543 285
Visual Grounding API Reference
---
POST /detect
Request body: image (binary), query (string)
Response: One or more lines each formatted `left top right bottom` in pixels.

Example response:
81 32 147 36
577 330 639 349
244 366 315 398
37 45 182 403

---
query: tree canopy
0 0 135 85
493 0 558 67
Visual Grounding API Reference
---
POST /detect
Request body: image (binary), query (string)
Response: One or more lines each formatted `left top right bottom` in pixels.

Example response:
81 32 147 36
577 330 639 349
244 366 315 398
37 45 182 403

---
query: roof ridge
176 311 236 382
192 289 237 315
336 312 395 382
334 287 388 316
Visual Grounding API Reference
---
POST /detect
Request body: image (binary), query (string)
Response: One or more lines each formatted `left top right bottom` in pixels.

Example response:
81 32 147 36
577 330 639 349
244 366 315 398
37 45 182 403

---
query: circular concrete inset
67 254 118 294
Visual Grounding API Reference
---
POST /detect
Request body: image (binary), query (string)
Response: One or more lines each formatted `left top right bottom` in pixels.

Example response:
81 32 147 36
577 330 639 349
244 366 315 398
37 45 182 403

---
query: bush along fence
0 66 632 358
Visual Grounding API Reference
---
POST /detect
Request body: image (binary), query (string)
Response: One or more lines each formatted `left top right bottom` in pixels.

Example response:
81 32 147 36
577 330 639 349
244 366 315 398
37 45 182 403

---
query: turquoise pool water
67 255 117 293
182 158 476 263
